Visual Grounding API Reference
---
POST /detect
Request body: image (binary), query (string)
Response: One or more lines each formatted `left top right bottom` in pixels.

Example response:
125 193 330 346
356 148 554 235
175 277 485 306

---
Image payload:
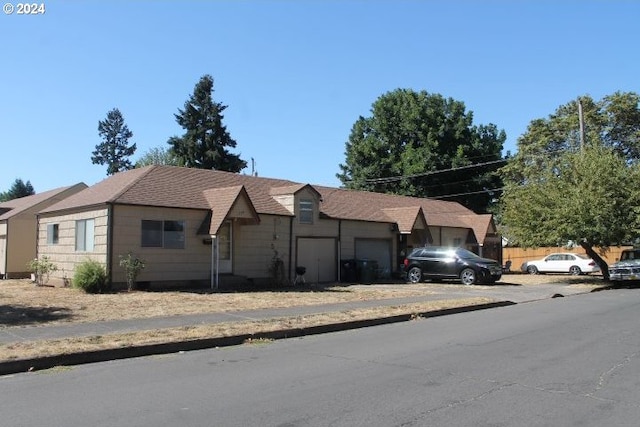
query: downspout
215 236 219 290
337 219 342 282
210 235 218 290
210 235 214 290
288 216 293 283
106 203 114 287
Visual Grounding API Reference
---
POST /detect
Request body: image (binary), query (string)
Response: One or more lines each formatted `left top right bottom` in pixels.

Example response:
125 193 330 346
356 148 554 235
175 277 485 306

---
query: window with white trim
141 220 185 249
75 219 95 252
47 224 59 245
299 200 313 224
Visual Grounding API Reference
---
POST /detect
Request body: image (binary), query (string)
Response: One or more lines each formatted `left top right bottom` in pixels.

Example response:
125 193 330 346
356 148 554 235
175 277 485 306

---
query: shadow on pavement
0 304 74 326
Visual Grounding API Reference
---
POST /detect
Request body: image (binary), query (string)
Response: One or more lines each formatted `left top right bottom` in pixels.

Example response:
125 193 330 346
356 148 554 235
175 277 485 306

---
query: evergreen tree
168 75 246 172
0 178 35 202
92 108 136 175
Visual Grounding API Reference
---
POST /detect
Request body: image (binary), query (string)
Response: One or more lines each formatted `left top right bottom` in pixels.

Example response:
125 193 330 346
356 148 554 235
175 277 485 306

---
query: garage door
355 238 392 279
297 238 336 284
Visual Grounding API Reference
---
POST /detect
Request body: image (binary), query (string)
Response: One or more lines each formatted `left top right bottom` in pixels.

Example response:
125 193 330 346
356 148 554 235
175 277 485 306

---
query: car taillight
403 258 409 267
589 262 595 266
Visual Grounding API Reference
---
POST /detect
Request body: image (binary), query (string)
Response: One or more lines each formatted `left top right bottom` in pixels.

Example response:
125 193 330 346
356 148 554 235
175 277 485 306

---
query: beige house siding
6 217 36 277
110 205 211 284
38 207 109 284
233 214 293 279
428 226 470 247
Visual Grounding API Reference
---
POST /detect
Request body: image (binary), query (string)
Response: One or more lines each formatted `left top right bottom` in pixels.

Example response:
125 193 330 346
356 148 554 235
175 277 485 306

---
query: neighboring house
0 183 87 279
37 166 501 288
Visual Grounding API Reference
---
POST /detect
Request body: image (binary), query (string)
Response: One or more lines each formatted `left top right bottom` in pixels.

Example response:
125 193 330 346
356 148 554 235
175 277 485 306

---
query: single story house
36 165 501 288
0 183 87 279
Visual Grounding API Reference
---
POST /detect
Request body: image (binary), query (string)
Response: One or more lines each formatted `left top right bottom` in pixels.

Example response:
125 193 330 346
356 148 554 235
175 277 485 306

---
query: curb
0 301 516 376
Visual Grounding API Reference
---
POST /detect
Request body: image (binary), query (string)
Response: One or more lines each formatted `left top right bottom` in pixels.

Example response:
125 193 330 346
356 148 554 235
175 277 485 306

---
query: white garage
296 237 337 284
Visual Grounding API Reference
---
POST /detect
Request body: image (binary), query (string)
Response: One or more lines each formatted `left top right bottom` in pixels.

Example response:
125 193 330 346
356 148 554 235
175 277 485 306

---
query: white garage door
355 238 392 279
297 238 336 284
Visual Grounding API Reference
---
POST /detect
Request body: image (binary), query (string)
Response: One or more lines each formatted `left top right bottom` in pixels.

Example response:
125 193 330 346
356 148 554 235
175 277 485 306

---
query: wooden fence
502 246 632 271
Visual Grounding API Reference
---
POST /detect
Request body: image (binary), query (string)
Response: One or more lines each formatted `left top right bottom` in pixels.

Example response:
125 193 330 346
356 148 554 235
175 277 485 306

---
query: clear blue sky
2 1 639 193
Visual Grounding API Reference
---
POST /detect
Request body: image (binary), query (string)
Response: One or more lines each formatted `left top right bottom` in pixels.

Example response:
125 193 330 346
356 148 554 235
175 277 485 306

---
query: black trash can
340 259 357 283
356 259 378 283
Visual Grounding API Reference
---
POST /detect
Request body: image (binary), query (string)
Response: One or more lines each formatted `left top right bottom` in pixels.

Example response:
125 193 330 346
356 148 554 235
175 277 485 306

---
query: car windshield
455 248 483 259
575 254 590 259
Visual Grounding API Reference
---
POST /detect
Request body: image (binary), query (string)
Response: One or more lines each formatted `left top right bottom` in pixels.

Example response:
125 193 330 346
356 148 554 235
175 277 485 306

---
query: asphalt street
2 287 638 426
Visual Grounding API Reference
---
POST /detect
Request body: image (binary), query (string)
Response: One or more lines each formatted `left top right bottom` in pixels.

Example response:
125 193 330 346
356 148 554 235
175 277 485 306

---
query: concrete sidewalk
0 281 600 375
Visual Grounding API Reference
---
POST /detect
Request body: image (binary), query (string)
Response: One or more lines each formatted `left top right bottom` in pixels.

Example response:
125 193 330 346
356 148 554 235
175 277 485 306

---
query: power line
431 187 505 200
362 159 507 185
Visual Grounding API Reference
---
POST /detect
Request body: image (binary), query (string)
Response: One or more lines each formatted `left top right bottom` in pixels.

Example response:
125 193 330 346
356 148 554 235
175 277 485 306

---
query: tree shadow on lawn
0 304 74 327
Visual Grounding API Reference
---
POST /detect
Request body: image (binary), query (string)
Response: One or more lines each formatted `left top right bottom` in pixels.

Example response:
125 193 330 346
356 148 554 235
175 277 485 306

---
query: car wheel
569 265 582 275
407 267 422 284
460 268 476 285
527 265 539 275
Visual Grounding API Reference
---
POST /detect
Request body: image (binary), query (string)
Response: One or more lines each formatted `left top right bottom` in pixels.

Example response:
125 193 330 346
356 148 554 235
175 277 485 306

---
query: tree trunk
580 242 609 281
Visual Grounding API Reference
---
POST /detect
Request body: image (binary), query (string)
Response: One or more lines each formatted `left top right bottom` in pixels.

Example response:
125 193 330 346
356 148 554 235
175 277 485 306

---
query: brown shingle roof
457 214 496 244
0 183 87 221
381 207 425 233
40 166 488 238
314 185 475 226
200 186 259 234
42 166 294 216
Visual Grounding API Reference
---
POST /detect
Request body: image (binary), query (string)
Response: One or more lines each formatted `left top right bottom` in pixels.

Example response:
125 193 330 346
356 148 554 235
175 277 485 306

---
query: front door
217 221 232 274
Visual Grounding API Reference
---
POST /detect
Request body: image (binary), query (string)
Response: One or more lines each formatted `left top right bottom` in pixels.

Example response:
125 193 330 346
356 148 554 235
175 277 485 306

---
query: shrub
26 256 58 286
119 252 145 291
73 259 109 293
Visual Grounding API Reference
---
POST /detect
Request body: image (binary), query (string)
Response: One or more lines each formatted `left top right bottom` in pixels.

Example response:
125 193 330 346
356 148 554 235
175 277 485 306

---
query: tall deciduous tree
91 108 136 175
337 89 506 213
500 92 640 279
0 178 35 202
168 75 246 172
135 147 182 167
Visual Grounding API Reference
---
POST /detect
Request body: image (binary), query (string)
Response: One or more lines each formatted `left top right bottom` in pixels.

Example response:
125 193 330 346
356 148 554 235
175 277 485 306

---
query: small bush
119 252 145 291
73 259 109 293
26 256 58 286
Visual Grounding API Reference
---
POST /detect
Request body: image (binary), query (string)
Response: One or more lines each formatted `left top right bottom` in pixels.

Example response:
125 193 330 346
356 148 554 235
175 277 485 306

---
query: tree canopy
135 147 182 168
0 178 35 202
499 92 640 279
168 75 247 172
91 108 136 175
337 89 506 213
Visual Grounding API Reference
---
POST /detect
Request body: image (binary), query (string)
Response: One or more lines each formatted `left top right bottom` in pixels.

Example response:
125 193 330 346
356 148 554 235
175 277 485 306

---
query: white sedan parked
521 253 600 275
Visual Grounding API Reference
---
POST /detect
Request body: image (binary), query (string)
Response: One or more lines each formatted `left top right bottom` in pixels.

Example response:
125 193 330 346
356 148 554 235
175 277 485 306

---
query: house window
47 224 59 245
141 220 185 249
75 219 95 252
299 200 313 224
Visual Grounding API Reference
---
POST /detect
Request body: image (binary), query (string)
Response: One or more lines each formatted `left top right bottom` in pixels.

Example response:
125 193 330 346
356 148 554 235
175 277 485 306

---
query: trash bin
340 259 357 283
356 259 378 283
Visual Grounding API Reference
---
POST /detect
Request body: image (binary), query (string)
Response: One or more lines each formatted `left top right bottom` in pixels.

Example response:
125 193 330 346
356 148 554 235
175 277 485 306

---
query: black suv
403 246 502 285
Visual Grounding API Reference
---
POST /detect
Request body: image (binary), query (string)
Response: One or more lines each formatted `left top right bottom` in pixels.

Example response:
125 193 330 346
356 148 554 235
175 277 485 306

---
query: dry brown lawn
0 274 605 362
